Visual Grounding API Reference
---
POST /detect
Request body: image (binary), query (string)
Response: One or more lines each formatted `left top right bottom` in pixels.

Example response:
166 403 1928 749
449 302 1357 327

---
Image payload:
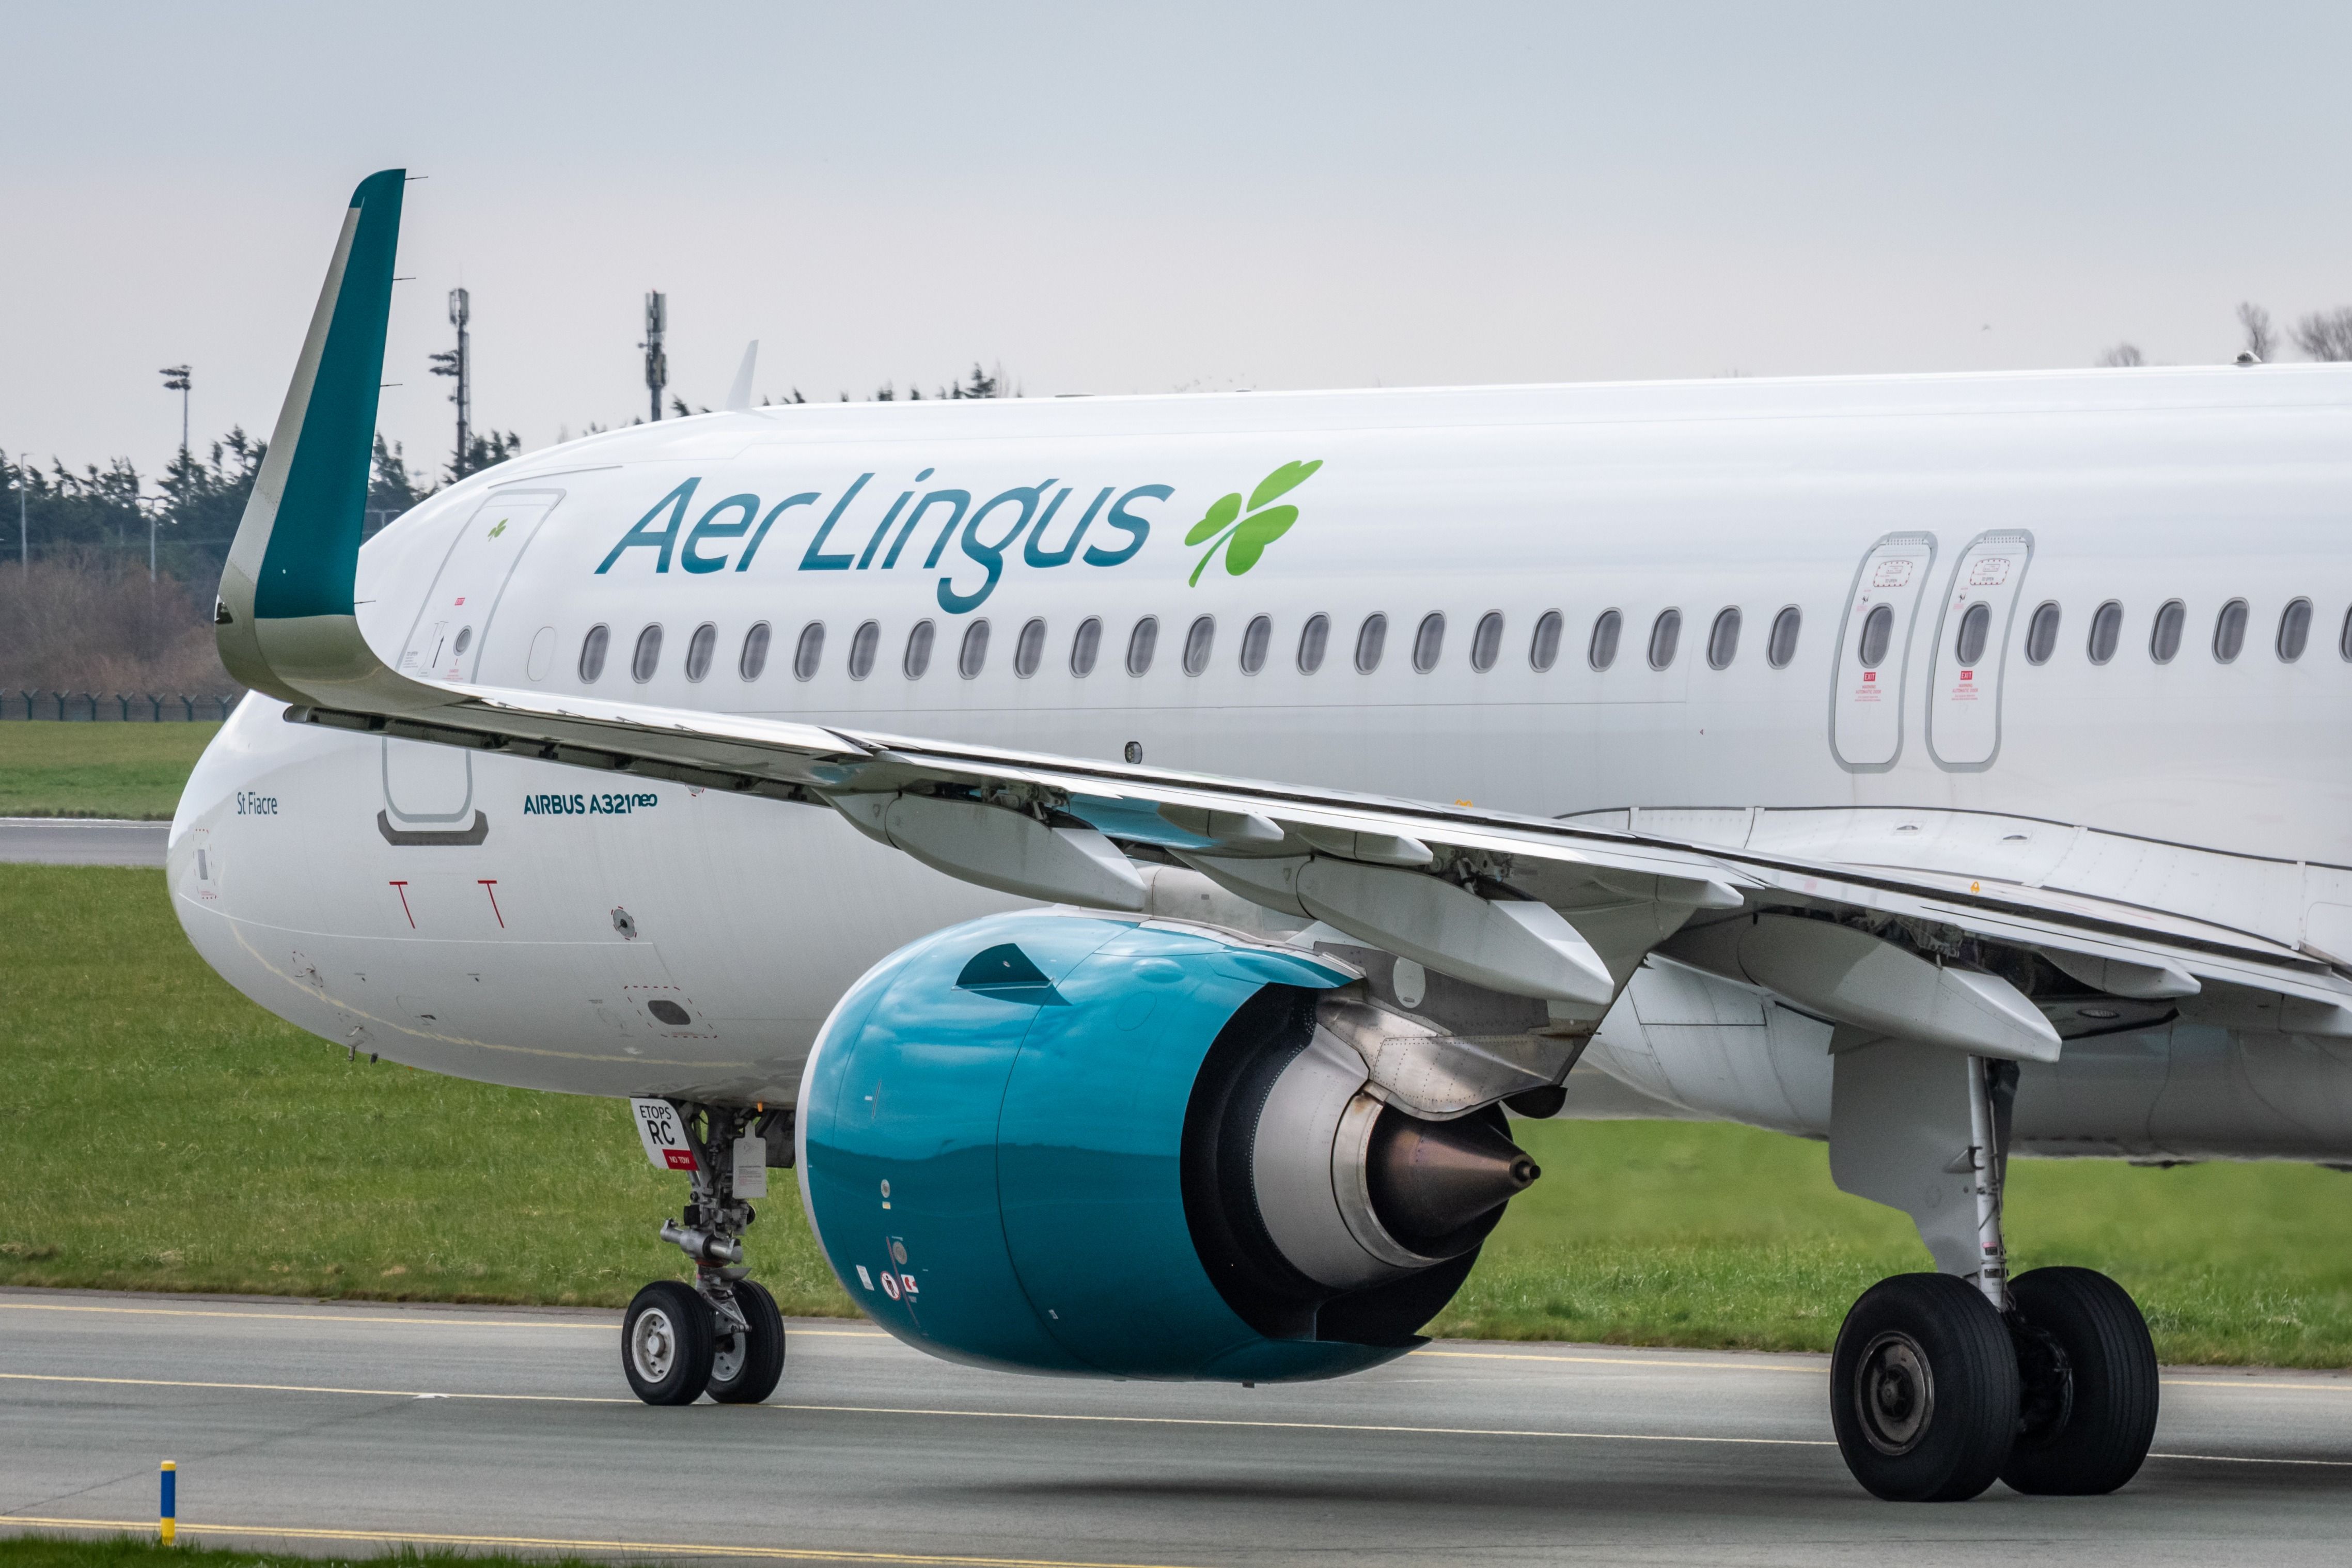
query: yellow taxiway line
0 1515 1200 1568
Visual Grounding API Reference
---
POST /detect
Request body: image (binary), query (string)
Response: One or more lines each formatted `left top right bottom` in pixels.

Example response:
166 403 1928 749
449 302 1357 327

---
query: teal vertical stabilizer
217 169 424 708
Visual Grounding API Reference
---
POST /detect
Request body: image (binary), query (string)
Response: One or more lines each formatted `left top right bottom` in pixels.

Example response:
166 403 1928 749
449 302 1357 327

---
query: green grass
0 724 219 819
0 1537 617 1568
0 865 853 1315
1440 1119 2352 1363
5 861 2352 1362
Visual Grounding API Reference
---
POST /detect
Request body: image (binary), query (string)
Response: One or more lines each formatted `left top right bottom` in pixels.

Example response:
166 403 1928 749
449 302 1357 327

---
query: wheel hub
711 1329 746 1385
1855 1329 1935 1455
630 1306 679 1382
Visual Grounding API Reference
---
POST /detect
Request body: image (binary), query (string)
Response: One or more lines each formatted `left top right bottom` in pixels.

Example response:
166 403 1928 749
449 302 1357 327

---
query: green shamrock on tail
1186 459 1323 586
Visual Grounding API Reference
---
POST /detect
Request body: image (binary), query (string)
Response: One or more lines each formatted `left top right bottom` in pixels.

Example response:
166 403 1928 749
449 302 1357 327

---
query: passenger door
1926 530 2034 771
396 489 564 683
1829 531 1936 772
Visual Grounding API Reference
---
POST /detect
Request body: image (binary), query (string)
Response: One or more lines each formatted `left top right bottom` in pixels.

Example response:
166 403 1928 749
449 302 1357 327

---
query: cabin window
2088 600 2123 665
740 622 772 681
1183 615 1215 675
903 619 935 679
845 620 877 680
1412 613 1445 672
578 624 610 683
1707 607 1742 670
794 621 824 681
1127 616 1158 676
1240 615 1272 674
1767 605 1801 669
453 626 473 655
1014 617 1047 678
1355 613 1388 673
1530 610 1562 671
2024 602 2060 666
1470 611 1504 672
1298 613 1330 673
959 619 991 679
1954 602 1991 667
1648 608 1682 670
631 624 663 683
2279 598 2312 663
2150 599 2185 664
1589 609 1622 670
684 622 717 682
1071 616 1102 676
1857 604 1894 669
2213 599 2249 664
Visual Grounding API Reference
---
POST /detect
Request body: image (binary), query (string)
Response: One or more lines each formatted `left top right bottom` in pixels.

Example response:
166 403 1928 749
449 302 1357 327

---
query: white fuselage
171 365 2352 1161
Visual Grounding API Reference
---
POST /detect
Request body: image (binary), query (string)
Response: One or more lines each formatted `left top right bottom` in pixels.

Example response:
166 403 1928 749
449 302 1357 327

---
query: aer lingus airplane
177 170 2352 1502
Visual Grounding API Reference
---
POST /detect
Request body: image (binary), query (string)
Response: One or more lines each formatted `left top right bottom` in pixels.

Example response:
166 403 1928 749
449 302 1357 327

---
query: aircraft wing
216 169 2352 1074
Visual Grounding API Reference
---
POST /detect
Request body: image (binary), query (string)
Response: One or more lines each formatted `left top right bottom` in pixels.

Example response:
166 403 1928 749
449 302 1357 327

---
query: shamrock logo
488 519 509 540
1186 459 1322 586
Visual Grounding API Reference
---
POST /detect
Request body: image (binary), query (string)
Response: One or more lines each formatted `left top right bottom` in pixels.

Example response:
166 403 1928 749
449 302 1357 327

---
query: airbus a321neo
177 170 2352 1501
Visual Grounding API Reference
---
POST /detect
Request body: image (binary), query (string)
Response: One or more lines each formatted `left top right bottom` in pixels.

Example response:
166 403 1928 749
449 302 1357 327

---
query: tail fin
725 339 759 412
216 170 412 705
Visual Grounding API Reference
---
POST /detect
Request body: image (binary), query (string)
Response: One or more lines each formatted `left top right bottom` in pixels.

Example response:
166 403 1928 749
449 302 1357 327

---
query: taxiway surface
0 818 168 867
1 1287 2346 1566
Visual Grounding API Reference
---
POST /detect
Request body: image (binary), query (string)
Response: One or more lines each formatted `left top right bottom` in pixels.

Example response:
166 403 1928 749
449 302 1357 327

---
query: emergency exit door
1926 531 2033 771
1829 531 1937 772
396 489 564 684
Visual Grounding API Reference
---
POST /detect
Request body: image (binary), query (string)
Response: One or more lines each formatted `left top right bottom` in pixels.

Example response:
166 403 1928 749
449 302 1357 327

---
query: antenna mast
429 288 472 476
643 292 667 421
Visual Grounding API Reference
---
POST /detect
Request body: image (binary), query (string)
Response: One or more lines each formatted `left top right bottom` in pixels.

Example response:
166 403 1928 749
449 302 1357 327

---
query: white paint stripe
6 1370 2339 1468
0 1300 883 1337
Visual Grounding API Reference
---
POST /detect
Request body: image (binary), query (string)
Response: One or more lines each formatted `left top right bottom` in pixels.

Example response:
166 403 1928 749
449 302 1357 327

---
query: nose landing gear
622 1100 791 1407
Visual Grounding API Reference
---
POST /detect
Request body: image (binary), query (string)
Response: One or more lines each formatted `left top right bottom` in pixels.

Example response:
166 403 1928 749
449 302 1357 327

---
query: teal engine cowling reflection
796 911 1541 1383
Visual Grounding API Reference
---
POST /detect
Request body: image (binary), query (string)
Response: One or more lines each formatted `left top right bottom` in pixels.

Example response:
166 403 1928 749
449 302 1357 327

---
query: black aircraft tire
2000 1266 2159 1496
708 1279 788 1405
622 1280 715 1406
1830 1273 2020 1502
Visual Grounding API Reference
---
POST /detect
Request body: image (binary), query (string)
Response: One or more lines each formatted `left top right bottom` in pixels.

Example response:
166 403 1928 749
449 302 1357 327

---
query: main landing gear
622 1102 790 1407
1827 1047 2159 1501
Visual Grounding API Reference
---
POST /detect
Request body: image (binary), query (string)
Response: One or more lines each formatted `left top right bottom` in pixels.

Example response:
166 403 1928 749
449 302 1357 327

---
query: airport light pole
160 365 191 471
158 366 191 583
11 476 23 572
643 292 667 421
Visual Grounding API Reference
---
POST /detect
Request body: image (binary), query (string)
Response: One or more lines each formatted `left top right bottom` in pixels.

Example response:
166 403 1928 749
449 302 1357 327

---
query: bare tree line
2103 301 2352 368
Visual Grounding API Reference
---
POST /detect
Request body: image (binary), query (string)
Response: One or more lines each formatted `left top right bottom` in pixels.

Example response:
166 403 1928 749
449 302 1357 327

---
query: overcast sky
6 3 2348 481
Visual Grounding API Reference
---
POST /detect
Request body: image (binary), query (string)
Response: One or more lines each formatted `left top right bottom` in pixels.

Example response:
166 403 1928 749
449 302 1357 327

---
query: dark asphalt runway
2 1288 2348 1566
0 818 169 867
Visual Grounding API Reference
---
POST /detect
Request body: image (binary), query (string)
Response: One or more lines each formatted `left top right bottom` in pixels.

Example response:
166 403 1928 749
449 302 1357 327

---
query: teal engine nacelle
796 911 1541 1383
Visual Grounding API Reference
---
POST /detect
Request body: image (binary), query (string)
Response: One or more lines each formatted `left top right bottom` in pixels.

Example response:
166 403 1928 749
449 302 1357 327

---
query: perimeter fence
3 691 244 722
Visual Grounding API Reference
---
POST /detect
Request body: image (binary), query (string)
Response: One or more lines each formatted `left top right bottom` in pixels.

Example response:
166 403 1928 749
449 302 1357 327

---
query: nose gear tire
623 1280 715 1406
1831 1273 2020 1501
1999 1266 2159 1495
707 1278 788 1404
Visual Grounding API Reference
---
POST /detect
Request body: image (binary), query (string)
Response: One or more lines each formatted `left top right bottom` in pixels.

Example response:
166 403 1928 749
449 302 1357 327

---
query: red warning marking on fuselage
479 879 505 928
881 1272 902 1300
389 880 414 928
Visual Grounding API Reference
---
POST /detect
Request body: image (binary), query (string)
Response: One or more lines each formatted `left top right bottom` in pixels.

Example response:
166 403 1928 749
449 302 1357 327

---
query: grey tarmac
0 818 168 867
2 1289 2348 1566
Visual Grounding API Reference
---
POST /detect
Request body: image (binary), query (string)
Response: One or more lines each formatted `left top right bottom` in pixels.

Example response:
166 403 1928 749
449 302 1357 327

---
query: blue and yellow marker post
159 1460 176 1544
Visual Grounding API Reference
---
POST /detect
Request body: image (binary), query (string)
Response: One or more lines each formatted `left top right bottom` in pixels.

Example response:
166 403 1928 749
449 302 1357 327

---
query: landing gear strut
1828 1047 2158 1500
622 1101 790 1407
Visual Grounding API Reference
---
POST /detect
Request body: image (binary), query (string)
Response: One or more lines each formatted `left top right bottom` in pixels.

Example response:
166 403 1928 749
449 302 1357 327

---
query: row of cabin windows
574 596 2352 687
2011 596 2330 668
574 605 1811 686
